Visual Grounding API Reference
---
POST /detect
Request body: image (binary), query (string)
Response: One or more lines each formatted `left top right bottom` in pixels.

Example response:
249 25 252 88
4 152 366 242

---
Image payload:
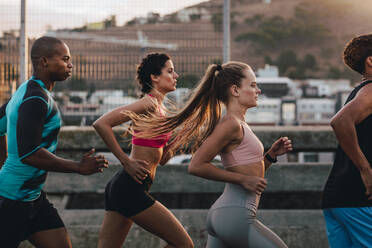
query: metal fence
0 0 225 124
1 0 356 127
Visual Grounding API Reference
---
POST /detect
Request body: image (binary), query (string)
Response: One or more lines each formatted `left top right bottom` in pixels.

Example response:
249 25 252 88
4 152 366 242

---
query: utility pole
223 0 230 63
20 0 28 84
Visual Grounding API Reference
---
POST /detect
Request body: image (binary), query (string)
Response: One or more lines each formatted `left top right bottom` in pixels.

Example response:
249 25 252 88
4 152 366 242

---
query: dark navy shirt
0 76 61 201
322 80 372 208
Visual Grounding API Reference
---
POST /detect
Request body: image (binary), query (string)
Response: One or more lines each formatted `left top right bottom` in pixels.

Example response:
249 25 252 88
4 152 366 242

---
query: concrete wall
19 163 332 248
57 126 337 153
19 127 334 247
20 209 328 248
41 163 331 194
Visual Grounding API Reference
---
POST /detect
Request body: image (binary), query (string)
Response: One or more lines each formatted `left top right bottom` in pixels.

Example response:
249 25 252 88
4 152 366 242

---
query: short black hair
30 36 64 68
343 34 372 74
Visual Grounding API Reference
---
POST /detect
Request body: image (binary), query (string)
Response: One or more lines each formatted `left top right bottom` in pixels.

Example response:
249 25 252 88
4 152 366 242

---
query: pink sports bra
220 122 264 167
132 94 171 148
132 132 171 148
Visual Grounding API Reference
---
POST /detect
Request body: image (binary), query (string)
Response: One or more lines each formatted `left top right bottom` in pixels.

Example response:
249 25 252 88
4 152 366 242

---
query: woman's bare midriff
226 160 265 178
130 144 163 179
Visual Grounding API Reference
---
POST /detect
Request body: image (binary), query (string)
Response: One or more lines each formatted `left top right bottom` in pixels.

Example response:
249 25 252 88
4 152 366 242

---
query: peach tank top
220 122 264 167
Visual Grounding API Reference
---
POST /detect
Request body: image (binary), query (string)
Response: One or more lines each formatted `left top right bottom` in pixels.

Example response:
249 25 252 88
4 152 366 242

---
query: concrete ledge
57 126 337 152
20 209 329 248
44 163 332 194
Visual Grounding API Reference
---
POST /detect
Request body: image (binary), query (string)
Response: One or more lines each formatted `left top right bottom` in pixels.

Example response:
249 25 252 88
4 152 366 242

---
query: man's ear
40 57 48 67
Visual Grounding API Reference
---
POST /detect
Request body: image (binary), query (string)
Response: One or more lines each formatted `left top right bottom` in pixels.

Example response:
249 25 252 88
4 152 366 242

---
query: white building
302 79 352 97
256 64 297 97
177 7 211 23
298 152 334 163
246 97 281 125
89 90 125 104
296 98 335 125
257 64 279 78
256 77 297 98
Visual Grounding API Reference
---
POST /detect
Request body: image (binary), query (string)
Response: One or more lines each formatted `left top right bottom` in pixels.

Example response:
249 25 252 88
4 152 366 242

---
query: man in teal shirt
0 36 108 247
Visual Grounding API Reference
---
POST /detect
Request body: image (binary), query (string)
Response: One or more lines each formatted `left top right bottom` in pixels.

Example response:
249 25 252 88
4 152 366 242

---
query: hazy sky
0 0 207 37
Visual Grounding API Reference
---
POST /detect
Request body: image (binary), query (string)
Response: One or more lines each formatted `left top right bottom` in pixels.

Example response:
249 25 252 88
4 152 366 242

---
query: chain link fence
0 0 224 125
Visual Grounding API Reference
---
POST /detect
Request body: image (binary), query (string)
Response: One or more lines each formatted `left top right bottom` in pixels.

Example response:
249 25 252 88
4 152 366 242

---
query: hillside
23 0 372 90
185 0 372 82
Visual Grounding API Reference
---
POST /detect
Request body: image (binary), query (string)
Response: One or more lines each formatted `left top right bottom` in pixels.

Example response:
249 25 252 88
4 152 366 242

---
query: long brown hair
124 61 250 153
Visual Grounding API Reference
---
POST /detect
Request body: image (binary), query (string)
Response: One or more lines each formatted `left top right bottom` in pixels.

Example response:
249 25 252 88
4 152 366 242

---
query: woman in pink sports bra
136 61 293 247
93 53 193 248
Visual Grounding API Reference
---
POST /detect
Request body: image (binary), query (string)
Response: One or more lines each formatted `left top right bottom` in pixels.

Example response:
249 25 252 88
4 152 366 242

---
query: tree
147 12 161 24
286 66 306 79
211 12 223 32
105 15 117 28
302 54 317 70
327 66 342 79
275 50 298 75
211 11 238 32
69 96 83 104
264 55 273 65
126 18 137 26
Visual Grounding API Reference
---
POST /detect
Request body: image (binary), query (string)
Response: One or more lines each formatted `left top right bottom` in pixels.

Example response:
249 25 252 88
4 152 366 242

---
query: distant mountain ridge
172 0 371 82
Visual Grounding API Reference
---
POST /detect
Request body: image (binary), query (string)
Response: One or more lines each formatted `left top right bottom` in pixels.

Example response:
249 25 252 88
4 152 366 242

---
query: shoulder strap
345 80 372 105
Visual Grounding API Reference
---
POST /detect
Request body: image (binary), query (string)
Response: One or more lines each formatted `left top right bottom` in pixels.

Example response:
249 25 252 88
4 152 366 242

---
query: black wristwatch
265 153 277 163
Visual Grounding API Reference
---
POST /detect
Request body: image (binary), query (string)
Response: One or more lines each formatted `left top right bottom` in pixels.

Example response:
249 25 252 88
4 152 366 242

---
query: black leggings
105 169 155 217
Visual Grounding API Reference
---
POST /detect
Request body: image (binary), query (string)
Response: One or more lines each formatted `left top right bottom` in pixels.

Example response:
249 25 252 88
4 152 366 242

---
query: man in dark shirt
322 34 372 248
0 36 108 247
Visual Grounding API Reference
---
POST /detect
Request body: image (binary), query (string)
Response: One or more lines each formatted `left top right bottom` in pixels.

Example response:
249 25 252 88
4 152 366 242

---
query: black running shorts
105 168 155 218
0 191 65 247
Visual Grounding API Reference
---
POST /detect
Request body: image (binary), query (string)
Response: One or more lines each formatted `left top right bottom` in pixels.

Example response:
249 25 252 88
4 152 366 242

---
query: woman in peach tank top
190 63 292 247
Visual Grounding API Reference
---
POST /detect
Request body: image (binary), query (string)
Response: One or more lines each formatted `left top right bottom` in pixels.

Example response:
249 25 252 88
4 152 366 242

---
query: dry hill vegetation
19 0 371 92
192 0 372 82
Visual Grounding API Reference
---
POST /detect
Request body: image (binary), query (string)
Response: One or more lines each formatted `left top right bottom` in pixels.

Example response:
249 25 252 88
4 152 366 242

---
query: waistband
0 190 44 207
117 168 153 190
211 183 260 213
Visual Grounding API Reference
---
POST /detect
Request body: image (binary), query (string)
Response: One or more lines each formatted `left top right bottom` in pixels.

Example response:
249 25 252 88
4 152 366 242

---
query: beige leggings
206 207 288 248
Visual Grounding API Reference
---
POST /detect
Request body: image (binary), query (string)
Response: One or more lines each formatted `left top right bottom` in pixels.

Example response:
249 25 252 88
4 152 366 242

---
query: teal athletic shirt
0 76 61 201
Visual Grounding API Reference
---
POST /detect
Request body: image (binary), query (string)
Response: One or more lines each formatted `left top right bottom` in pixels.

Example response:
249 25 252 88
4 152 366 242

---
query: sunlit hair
343 33 372 74
124 61 250 153
136 52 170 97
